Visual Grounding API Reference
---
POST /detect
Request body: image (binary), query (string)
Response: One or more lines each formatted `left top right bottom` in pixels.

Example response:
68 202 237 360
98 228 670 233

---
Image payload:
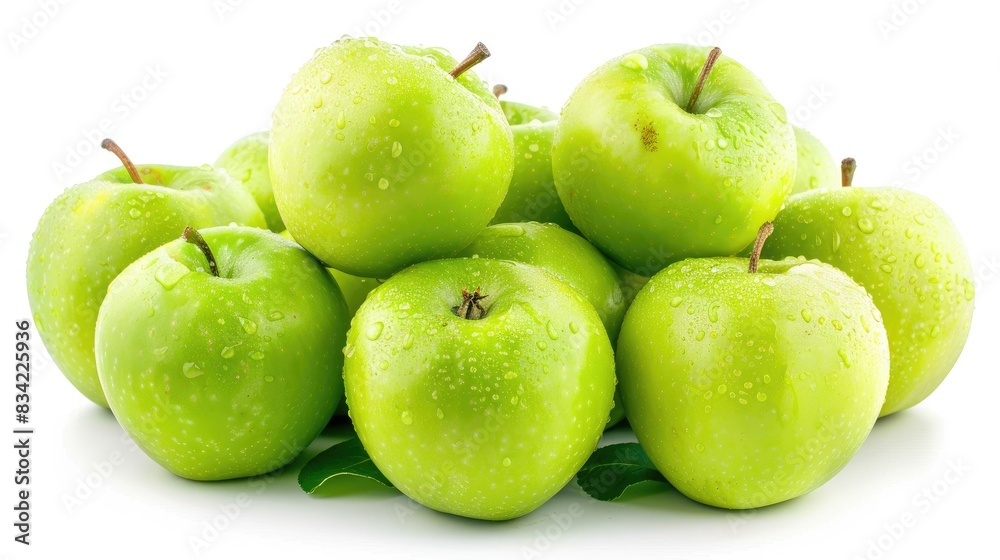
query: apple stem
455 287 489 320
450 42 491 79
492 84 508 98
182 227 220 277
101 138 143 184
841 157 857 187
687 47 722 113
748 222 775 274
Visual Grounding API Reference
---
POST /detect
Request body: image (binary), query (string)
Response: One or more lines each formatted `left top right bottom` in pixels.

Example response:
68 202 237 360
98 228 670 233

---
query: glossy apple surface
344 258 615 520
553 44 795 275
618 255 889 509
791 126 839 194
215 131 285 232
95 227 348 480
271 37 514 278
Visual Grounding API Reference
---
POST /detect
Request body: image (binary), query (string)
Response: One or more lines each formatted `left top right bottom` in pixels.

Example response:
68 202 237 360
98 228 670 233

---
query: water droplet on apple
705 107 722 118
708 302 720 323
857 218 875 234
620 53 648 70
386 76 398 85
841 206 853 217
436 408 444 419
756 392 767 402
388 118 400 128
504 371 518 380
536 341 548 350
714 215 723 224
568 322 579 334
182 362 204 379
801 309 812 322
238 317 258 335
669 296 683 308
502 457 512 467
313 96 324 108
336 111 346 129
392 141 402 158
128 208 141 219
366 322 384 340
546 321 560 340
343 343 355 357
268 311 284 322
378 178 390 190
221 346 235 359
838 348 851 368
695 443 706 452
831 230 842 253
153 346 167 357
402 333 414 350
250 351 265 361
401 411 413 425
154 262 189 290
319 70 333 84
379 360 389 370
717 138 729 149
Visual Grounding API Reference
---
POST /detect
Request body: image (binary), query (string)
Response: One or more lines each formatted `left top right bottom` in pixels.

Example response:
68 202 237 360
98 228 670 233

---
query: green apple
27 140 267 407
489 87 575 230
618 224 890 509
761 160 974 416
791 126 839 194
271 38 515 278
215 131 284 232
344 258 615 520
457 222 626 426
278 229 378 319
553 45 795 275
95 226 349 480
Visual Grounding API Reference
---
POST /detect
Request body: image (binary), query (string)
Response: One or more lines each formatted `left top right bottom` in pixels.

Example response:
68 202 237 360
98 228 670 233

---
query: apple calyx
101 138 143 184
455 287 489 320
492 84 508 98
748 222 775 274
450 42 491 79
687 47 722 113
182 226 220 277
841 157 857 187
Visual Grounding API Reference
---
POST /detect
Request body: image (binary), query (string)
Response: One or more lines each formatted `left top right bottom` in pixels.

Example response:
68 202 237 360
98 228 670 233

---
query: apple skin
95 227 349 480
761 187 974 416
791 126 839 194
617 256 889 509
27 165 266 407
344 258 615 520
457 222 627 426
491 101 576 230
613 262 650 311
271 36 515 278
552 44 795 275
215 131 285 232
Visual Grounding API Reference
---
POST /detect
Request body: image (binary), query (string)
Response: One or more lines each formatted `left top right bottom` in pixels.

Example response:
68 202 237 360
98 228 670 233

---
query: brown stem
841 157 857 187
687 47 722 113
182 227 220 277
455 287 489 319
748 222 774 274
492 84 508 98
450 42 490 78
101 138 142 184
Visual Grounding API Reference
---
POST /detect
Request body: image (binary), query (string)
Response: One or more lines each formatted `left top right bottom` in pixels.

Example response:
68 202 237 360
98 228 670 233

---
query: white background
2 1 999 559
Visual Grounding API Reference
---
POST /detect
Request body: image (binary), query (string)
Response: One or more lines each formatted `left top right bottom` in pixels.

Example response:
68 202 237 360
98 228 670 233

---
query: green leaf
576 442 669 501
298 436 394 494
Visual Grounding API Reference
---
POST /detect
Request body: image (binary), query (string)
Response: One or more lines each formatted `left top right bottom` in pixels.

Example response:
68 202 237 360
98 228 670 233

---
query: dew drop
319 70 332 84
182 362 204 379
756 392 767 402
670 296 683 307
841 206 853 217
154 262 189 290
388 118 400 127
857 217 875 234
502 457 512 467
238 317 258 335
838 348 852 368
336 111 346 129
391 141 402 158
221 346 235 359
546 321 560 340
620 52 648 70
264 375 275 382
366 322 384 340
568 322 579 334
696 443 706 452
386 76 398 85
705 107 722 118
801 309 812 322
268 311 284 321
378 178 390 190
436 408 444 419
402 333 414 350
401 411 413 425
129 208 142 219
536 341 548 350
250 351 265 361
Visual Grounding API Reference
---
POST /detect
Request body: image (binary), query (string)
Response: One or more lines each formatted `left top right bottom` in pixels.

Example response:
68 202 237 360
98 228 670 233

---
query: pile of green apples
28 38 974 519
